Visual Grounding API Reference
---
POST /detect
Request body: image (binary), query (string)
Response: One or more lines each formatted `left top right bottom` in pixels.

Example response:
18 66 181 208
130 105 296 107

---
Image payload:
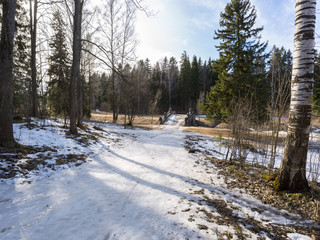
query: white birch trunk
275 0 316 191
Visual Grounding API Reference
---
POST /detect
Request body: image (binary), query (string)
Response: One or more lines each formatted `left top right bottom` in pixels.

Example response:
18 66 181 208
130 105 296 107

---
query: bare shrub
268 71 290 169
226 97 253 162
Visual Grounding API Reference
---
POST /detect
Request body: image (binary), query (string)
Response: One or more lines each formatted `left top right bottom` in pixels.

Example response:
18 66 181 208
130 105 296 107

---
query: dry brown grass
183 125 287 145
311 115 320 128
184 126 233 138
89 112 162 130
90 112 288 143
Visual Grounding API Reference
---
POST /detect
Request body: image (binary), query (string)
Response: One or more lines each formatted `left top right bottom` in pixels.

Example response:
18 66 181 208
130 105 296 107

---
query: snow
0 116 317 239
287 233 313 240
188 130 320 183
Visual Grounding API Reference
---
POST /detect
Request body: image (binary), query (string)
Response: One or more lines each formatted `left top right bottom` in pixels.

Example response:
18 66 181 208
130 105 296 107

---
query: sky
135 0 320 64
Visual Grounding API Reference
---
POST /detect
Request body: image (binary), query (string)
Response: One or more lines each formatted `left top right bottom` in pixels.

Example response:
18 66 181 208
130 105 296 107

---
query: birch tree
0 0 17 145
85 0 137 122
274 0 316 191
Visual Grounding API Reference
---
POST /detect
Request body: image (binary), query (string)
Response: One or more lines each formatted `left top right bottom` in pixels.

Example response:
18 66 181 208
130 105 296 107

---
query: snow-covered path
1 122 207 239
0 119 315 240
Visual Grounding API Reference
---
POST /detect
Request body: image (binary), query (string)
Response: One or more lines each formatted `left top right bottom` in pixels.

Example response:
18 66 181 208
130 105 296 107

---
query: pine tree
13 0 31 116
178 51 192 112
203 0 267 120
190 55 200 108
199 58 217 98
47 10 71 122
168 57 179 109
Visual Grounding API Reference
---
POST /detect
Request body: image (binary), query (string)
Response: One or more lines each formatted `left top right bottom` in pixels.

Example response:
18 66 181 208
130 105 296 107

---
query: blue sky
135 0 320 64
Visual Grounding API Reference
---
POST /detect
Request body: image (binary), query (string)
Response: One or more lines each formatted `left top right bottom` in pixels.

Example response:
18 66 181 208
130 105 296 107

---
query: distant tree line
1 0 318 129
2 0 218 130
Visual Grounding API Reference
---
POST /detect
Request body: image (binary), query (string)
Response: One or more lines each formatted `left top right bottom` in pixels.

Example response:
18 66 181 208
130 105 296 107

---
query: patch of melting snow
0 117 317 239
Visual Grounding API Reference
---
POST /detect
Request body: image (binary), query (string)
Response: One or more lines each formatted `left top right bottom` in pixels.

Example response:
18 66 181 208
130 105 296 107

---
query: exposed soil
0 145 88 179
0 124 99 180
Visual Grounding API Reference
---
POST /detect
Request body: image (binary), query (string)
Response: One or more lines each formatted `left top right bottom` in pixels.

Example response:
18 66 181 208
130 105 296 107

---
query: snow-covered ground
0 117 317 239
188 129 320 183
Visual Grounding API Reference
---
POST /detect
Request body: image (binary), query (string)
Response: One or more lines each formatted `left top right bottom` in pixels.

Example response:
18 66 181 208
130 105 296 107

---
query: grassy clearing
89 112 162 130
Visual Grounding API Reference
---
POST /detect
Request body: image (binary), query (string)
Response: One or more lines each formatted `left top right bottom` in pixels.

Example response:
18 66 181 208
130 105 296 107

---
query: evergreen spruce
47 10 71 121
190 55 200 108
203 0 267 120
13 0 31 116
178 51 192 112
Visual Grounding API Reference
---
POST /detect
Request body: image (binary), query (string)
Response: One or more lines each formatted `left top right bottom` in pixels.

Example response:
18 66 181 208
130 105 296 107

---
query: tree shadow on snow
94 140 304 238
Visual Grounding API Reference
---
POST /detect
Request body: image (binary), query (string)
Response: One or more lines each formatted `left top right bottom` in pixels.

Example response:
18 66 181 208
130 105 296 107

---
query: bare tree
0 0 17 145
84 0 137 122
275 0 316 191
117 0 137 120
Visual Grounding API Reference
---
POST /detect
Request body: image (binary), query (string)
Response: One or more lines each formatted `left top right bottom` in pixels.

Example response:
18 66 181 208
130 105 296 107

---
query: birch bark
275 0 316 191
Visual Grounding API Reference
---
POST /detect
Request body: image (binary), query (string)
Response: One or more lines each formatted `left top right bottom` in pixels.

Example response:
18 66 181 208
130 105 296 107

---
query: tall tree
190 55 200 108
88 0 137 122
178 51 191 112
69 0 84 133
29 0 38 117
203 0 267 120
116 0 137 120
0 0 17 145
274 0 316 191
167 57 179 109
13 0 31 116
47 10 71 122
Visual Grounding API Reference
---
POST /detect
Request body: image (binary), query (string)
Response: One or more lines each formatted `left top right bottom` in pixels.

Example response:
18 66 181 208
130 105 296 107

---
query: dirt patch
0 146 88 179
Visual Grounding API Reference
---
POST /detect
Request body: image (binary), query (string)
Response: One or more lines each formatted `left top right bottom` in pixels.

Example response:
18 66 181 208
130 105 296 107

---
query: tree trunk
274 0 316 192
70 0 82 134
30 0 38 117
0 0 17 145
112 70 117 123
77 75 83 127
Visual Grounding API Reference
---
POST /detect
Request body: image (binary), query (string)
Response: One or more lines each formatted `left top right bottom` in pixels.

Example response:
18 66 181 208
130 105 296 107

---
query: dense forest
1 0 320 238
3 0 316 126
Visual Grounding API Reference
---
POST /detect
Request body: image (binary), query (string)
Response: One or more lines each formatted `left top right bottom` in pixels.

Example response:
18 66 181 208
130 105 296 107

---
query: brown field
88 112 163 130
87 112 320 145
